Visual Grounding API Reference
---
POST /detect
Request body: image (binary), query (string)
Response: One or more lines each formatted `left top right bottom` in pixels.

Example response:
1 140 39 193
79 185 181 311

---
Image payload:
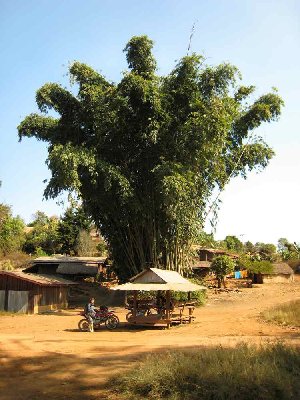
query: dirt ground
0 277 299 400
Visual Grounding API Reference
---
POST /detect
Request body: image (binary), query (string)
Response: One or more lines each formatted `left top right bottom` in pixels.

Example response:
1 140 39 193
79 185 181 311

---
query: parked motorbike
78 305 119 331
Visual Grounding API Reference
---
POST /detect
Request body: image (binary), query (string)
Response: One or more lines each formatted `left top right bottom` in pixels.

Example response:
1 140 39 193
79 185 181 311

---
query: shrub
262 300 300 327
0 259 14 271
111 343 300 400
211 255 235 288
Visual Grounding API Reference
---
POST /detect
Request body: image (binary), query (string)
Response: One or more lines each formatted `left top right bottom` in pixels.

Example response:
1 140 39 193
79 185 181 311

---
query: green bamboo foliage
18 36 283 280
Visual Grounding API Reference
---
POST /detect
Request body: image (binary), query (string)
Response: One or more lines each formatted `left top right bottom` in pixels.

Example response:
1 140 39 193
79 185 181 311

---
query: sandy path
0 279 299 399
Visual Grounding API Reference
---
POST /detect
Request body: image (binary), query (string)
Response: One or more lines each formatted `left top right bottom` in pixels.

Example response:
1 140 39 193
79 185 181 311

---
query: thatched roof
0 271 77 286
270 263 294 275
112 268 206 292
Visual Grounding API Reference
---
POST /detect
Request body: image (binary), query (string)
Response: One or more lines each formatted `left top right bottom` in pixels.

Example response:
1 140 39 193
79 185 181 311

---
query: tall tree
223 235 243 252
0 204 25 256
18 35 283 279
211 255 235 288
278 238 300 260
23 211 60 255
58 206 92 255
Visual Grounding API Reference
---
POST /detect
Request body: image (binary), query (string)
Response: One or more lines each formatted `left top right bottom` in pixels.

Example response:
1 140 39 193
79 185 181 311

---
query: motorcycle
78 305 119 331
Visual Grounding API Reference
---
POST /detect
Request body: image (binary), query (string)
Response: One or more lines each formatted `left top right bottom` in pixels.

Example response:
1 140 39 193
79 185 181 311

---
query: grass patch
0 311 18 316
110 343 300 400
262 300 300 327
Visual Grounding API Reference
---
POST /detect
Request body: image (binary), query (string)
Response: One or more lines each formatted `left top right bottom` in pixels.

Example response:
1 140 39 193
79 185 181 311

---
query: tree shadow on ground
1 340 300 400
0 342 142 400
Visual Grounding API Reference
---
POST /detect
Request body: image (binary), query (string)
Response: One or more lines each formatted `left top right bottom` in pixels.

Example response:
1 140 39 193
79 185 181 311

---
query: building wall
0 274 69 314
0 291 5 311
263 274 294 283
8 291 29 313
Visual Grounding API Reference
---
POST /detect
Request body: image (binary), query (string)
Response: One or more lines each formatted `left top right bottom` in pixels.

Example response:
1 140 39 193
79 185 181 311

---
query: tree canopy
211 255 235 288
18 35 283 280
0 204 25 256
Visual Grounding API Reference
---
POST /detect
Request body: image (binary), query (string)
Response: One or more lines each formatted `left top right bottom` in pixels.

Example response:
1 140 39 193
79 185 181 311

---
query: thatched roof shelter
270 263 294 275
112 268 206 292
262 262 294 283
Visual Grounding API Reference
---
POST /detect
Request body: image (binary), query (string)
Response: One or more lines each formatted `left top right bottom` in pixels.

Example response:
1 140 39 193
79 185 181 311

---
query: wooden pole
165 290 171 329
133 291 137 322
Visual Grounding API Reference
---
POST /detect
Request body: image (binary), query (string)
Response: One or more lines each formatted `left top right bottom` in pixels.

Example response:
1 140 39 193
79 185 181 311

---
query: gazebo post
133 291 137 320
165 290 171 329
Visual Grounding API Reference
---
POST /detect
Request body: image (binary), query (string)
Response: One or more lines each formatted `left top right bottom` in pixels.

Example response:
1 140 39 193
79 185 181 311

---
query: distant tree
243 240 255 254
196 231 216 247
254 242 278 261
211 255 235 288
74 229 96 256
278 238 300 260
0 204 25 256
96 238 108 257
18 35 283 279
58 206 92 255
0 259 14 271
246 260 273 283
23 212 60 255
224 235 243 252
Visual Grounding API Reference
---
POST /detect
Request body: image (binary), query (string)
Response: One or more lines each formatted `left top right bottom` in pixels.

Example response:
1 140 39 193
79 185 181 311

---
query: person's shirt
86 303 96 314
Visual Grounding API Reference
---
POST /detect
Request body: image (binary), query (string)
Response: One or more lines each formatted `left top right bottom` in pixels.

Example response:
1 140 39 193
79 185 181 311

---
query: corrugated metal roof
32 256 106 264
56 263 99 275
0 271 77 286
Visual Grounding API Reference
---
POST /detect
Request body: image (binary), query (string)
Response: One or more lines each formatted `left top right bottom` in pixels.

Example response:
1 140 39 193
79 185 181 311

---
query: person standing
85 297 96 332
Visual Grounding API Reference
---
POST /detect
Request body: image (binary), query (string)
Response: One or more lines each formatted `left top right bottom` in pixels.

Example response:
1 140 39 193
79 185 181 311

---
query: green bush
0 259 14 271
111 343 300 400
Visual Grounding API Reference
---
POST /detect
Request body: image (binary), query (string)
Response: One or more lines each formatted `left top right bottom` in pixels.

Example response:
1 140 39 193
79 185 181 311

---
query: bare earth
0 277 299 400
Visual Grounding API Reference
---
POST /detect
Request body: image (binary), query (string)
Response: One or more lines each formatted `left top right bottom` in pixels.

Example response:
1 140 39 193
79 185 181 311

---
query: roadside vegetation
262 300 300 328
0 202 108 270
111 343 300 400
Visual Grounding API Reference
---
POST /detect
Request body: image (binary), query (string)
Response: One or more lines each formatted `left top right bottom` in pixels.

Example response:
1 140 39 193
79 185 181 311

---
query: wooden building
0 271 77 314
24 256 107 278
262 263 295 283
195 247 239 262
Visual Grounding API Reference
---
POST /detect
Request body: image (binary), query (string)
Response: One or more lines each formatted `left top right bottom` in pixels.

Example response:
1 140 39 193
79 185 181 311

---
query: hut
262 263 295 283
0 271 77 314
191 260 211 278
112 268 206 328
24 256 107 278
193 247 239 262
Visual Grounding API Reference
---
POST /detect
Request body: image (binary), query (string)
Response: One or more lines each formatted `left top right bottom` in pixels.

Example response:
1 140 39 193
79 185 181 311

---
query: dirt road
0 279 299 399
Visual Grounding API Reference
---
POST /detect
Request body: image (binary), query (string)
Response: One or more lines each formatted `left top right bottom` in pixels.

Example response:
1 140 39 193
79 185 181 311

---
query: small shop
112 268 206 328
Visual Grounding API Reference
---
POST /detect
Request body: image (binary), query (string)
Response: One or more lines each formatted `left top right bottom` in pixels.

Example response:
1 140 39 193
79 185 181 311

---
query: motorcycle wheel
126 312 133 321
105 315 119 330
78 318 90 332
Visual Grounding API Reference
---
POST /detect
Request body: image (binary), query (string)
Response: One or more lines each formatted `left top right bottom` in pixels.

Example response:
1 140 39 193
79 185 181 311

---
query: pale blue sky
0 0 299 244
